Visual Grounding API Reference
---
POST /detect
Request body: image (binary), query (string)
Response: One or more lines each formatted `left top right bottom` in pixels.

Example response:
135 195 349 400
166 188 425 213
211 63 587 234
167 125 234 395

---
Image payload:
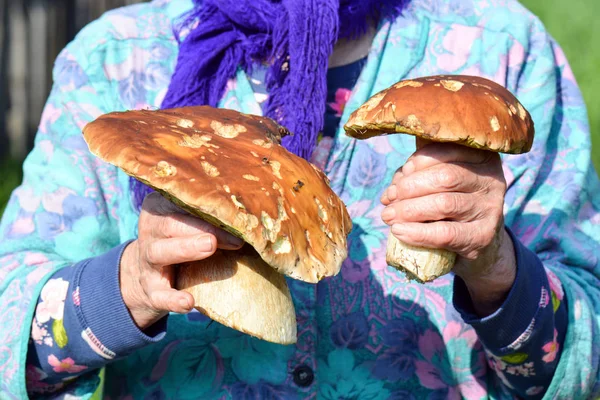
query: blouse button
292 365 314 387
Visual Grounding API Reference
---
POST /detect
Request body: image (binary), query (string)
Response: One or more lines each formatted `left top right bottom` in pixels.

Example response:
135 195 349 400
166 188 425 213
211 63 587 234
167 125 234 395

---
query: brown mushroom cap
344 75 534 154
83 106 351 283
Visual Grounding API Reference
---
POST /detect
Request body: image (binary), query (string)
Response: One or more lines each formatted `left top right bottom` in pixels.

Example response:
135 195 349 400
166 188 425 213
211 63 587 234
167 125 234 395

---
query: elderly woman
1 0 598 398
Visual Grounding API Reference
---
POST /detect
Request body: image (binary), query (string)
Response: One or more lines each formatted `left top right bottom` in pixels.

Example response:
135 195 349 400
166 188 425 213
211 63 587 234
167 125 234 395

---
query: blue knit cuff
73 241 167 359
453 228 546 351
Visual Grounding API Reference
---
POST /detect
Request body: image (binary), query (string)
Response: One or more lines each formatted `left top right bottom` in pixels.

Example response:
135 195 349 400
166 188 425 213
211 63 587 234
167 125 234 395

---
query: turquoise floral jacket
1 0 599 399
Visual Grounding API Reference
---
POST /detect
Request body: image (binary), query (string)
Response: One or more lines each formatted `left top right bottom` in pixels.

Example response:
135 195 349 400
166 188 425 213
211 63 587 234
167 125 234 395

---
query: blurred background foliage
1 0 599 215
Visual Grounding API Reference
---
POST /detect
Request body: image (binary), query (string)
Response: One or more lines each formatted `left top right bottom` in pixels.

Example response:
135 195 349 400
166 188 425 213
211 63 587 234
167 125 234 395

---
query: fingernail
402 161 415 175
381 207 396 222
387 185 398 202
197 235 214 252
179 298 191 310
391 224 404 235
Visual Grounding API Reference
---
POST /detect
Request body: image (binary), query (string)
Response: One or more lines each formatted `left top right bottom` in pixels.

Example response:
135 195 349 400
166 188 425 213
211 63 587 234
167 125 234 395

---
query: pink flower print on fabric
545 268 564 301
38 140 55 160
26 264 54 286
24 253 49 266
35 278 69 324
9 214 35 237
542 329 559 363
436 25 482 72
328 88 352 117
415 322 486 399
340 200 388 283
42 187 76 215
47 355 87 374
14 187 41 213
39 102 63 135
545 268 564 313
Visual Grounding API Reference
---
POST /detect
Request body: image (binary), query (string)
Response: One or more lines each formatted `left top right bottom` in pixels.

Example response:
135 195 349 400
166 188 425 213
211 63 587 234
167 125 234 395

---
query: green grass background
0 0 599 215
521 0 600 170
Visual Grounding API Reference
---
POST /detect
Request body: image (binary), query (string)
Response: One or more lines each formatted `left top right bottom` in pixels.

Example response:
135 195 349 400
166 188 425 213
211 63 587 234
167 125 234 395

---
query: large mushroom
83 106 352 344
344 75 534 282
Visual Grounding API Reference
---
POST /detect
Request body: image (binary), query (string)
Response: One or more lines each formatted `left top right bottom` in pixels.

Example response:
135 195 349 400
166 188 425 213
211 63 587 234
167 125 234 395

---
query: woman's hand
380 143 517 316
120 192 244 329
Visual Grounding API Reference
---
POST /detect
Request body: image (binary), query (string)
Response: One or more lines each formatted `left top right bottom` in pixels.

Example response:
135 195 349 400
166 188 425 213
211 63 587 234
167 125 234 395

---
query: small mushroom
344 75 534 282
83 106 352 344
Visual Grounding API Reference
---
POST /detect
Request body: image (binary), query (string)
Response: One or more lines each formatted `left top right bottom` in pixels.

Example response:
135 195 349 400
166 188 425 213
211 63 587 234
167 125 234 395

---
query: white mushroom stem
176 248 297 345
386 233 456 282
385 137 457 282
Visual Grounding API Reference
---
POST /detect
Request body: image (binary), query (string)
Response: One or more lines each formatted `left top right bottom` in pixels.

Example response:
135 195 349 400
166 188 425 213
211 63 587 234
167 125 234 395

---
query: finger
381 192 482 224
395 163 491 201
381 166 405 205
144 234 217 268
149 213 244 249
380 183 398 206
390 221 469 252
215 231 245 250
147 287 195 314
390 220 496 260
402 143 497 176
142 191 188 215
142 192 243 248
383 149 500 204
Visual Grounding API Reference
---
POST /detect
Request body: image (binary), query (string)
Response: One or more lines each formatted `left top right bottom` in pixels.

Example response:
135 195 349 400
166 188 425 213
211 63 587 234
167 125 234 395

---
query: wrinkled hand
120 192 244 329
380 143 517 315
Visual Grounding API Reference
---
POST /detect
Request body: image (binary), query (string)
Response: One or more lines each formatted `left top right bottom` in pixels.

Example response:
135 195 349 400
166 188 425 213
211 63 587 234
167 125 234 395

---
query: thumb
148 288 195 314
143 191 188 216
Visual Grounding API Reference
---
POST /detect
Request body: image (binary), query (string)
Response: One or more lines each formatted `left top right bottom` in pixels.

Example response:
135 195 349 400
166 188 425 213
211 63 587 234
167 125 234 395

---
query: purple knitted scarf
131 0 409 210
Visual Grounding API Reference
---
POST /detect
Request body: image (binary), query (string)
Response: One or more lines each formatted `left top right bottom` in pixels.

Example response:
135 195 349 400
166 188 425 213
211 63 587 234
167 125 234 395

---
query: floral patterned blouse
0 0 599 399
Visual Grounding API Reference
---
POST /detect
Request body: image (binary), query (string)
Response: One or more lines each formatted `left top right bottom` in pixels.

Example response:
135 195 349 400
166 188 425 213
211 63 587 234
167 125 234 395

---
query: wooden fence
0 0 145 159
